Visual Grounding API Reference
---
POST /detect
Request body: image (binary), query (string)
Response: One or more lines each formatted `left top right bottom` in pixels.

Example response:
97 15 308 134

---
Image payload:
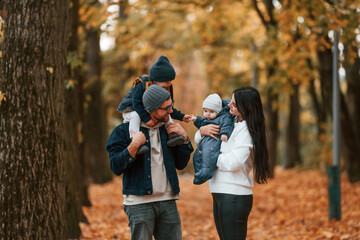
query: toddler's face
154 81 172 89
203 108 218 120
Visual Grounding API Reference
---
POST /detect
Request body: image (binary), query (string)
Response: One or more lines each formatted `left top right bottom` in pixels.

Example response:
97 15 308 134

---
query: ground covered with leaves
80 167 360 239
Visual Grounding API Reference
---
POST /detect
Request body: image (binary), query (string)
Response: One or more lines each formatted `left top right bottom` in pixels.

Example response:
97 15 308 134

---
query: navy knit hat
149 56 176 82
142 84 171 113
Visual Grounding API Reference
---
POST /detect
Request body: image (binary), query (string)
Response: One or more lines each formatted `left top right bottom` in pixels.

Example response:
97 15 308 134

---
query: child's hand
221 134 228 142
183 114 196 123
145 119 158 127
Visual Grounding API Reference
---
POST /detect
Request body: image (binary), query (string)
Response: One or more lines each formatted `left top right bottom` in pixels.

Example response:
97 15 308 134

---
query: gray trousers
124 200 181 240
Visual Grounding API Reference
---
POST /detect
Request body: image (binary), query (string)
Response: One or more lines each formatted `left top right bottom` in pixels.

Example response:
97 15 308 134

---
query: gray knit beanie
143 84 171 113
202 93 222 113
149 56 176 82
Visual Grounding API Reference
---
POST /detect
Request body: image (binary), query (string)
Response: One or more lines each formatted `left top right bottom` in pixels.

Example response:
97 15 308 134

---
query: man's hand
199 124 220 141
183 114 196 123
221 134 228 142
128 130 146 157
145 119 158 127
165 122 188 141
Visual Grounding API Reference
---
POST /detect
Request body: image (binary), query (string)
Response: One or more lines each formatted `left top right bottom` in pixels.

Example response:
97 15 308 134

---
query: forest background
0 0 359 239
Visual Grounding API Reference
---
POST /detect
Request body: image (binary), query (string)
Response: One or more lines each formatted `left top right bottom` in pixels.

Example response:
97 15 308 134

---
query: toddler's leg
167 115 185 147
192 146 203 174
193 140 221 185
123 111 148 155
124 111 141 138
167 115 174 123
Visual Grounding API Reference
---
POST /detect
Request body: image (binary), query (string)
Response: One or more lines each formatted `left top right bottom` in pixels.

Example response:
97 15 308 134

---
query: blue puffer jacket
192 99 234 185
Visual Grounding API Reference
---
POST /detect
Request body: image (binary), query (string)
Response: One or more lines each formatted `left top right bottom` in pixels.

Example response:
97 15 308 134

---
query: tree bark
266 88 279 177
252 0 279 177
284 83 301 168
0 1 69 239
308 77 327 139
318 42 360 182
342 46 360 182
63 0 89 237
317 48 333 117
84 27 112 184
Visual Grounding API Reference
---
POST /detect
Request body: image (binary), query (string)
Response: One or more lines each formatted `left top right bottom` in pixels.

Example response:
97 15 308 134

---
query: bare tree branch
252 0 269 30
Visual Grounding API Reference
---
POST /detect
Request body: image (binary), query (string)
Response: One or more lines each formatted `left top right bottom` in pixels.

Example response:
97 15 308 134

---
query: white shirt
123 122 179 205
195 120 254 195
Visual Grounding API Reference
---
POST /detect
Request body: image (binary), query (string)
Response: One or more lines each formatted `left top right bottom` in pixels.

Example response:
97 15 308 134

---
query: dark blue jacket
117 76 185 123
106 122 193 195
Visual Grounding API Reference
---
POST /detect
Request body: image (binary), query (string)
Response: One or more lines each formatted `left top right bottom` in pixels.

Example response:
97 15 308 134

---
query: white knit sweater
195 120 254 195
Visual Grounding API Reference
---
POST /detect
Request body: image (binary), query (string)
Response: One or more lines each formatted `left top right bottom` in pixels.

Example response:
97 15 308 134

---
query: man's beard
154 114 169 123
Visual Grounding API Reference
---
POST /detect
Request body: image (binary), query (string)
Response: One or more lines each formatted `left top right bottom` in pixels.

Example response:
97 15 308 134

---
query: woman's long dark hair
233 86 270 184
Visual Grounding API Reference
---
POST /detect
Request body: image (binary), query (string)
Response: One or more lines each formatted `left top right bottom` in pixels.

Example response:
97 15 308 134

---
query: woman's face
229 94 243 121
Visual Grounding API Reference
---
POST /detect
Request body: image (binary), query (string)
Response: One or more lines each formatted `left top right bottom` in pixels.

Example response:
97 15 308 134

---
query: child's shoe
136 145 149 155
167 133 185 147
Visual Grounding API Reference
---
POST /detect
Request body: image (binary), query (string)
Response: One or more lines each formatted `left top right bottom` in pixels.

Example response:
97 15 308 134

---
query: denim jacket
106 122 193 196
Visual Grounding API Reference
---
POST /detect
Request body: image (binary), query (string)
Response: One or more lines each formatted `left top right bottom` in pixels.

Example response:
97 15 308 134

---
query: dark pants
212 193 253 240
124 200 181 240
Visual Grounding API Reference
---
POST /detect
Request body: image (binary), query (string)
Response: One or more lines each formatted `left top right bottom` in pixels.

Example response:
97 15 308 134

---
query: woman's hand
200 124 220 141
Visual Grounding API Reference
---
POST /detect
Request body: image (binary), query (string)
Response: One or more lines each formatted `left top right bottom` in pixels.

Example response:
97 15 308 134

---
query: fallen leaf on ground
80 167 360 239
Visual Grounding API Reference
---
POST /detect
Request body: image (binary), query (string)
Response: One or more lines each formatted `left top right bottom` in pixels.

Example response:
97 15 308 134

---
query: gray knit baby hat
202 93 222 113
142 84 171 113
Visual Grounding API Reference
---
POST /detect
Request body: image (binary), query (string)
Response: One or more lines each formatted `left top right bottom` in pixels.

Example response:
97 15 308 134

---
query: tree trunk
63 0 89 237
342 46 360 182
318 42 360 182
252 0 278 177
340 93 360 183
317 48 333 117
84 27 112 184
0 1 69 239
266 87 279 177
284 83 301 168
308 78 327 139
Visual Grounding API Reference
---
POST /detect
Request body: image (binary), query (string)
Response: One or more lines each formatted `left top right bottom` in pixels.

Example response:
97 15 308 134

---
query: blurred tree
253 0 280 176
99 0 360 182
306 0 360 182
338 2 360 182
82 0 113 184
63 0 90 237
103 0 133 120
0 1 69 238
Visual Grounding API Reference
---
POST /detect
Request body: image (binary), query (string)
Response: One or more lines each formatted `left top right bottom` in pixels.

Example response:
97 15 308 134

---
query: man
106 84 193 240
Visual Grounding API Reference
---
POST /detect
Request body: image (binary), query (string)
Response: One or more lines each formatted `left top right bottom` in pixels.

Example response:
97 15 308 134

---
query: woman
195 86 270 240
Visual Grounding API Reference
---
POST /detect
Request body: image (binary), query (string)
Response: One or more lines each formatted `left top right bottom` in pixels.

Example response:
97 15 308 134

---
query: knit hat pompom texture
149 56 176 82
202 93 222 113
143 84 171 113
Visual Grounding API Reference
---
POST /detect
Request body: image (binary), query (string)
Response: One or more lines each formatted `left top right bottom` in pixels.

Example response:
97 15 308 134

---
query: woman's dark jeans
212 193 253 240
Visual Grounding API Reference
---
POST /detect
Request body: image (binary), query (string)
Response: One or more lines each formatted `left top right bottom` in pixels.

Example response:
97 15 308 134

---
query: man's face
150 98 173 123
